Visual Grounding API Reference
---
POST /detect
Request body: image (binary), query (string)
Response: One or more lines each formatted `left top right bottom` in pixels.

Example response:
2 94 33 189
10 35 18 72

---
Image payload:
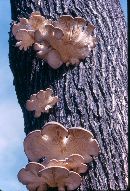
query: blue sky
0 0 127 190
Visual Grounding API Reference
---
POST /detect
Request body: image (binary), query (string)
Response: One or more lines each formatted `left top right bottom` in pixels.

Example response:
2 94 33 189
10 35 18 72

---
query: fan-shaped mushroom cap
39 166 81 191
17 162 46 191
24 122 68 162
12 12 96 68
45 24 64 40
18 163 81 191
67 127 99 162
46 154 88 174
56 15 74 30
26 88 59 117
74 17 86 26
24 121 99 164
65 154 88 173
29 12 47 30
12 11 51 50
12 18 29 36
15 29 34 50
34 30 45 42
43 15 97 65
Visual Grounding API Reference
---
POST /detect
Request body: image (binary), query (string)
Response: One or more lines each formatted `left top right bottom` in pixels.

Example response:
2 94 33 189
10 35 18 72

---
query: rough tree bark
9 0 128 190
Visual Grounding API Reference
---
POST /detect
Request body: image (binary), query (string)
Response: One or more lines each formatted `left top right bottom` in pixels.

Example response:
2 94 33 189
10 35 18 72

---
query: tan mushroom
44 15 97 66
39 166 81 191
15 29 34 50
12 16 35 51
24 122 68 162
46 154 88 174
12 17 34 50
34 42 51 59
12 11 50 50
12 18 29 36
44 24 64 40
34 24 64 69
29 11 48 30
12 12 96 68
46 49 63 69
18 163 81 191
26 88 59 117
24 121 99 173
66 127 99 163
34 14 97 69
65 154 88 173
17 162 47 191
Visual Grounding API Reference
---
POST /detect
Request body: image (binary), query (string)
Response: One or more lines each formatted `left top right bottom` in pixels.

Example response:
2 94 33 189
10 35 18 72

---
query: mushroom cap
12 11 51 51
18 162 47 191
24 121 99 164
44 15 97 64
67 127 99 162
56 15 74 30
39 166 81 190
26 88 58 117
46 154 88 174
14 29 35 50
24 122 68 162
18 163 81 191
29 11 50 30
12 12 97 68
17 162 45 185
45 24 64 39
74 17 86 26
12 18 29 36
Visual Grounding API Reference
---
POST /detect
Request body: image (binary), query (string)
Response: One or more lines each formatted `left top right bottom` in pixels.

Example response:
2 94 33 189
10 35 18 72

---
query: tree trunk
9 0 128 190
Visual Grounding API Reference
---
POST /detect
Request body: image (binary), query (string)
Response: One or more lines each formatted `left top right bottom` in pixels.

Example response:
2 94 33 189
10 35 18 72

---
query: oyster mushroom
15 29 34 50
34 14 97 69
17 162 47 191
44 24 64 40
12 12 96 68
12 11 50 50
46 49 63 69
24 121 99 172
43 15 97 66
26 88 58 118
12 18 29 36
34 25 64 69
46 154 88 174
29 11 48 30
34 42 51 59
18 163 81 191
39 166 81 191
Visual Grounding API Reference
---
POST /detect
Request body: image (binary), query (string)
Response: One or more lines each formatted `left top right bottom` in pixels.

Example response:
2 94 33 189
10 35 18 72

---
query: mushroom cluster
12 12 97 69
18 122 99 190
26 88 58 117
18 162 81 191
14 12 99 191
12 11 51 50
